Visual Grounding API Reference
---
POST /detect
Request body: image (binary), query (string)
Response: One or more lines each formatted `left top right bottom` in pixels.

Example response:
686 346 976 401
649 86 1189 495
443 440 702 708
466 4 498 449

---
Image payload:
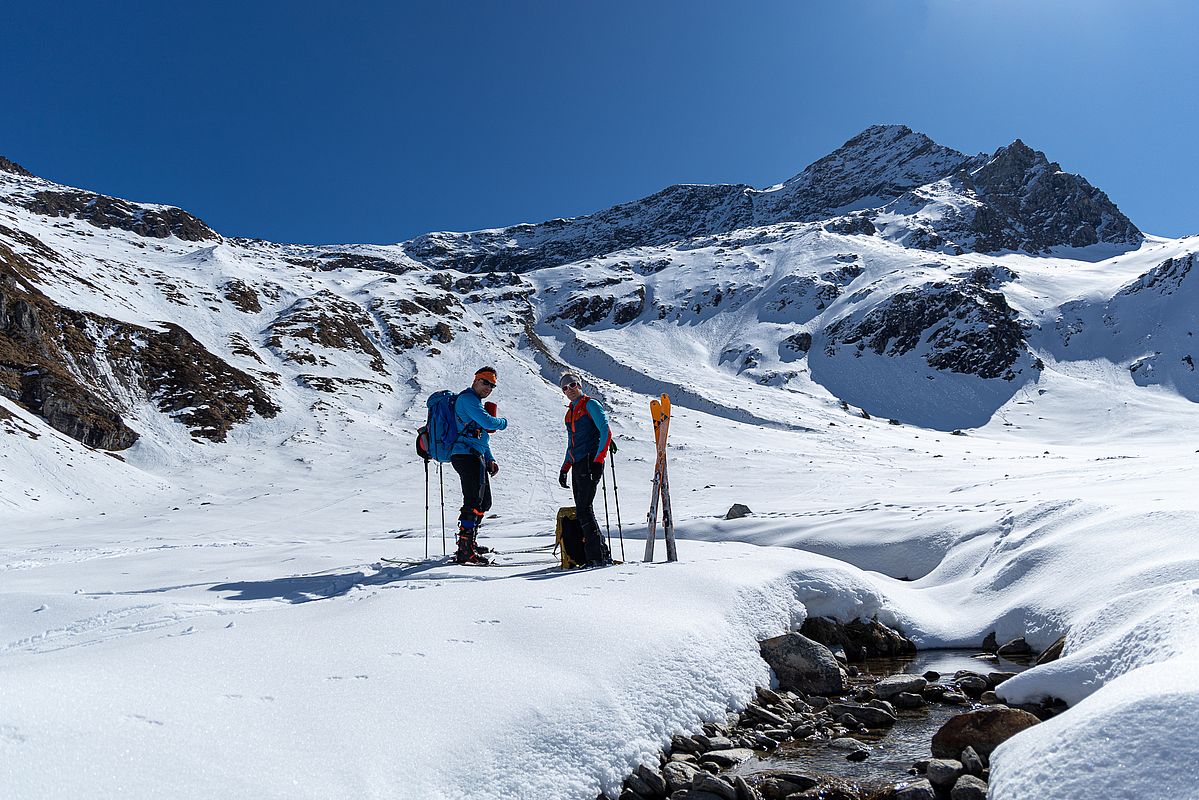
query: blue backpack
416 390 461 463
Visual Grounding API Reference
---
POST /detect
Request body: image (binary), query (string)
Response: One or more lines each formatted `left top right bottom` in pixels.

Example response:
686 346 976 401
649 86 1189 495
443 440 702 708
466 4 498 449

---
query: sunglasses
562 382 580 392
479 379 496 388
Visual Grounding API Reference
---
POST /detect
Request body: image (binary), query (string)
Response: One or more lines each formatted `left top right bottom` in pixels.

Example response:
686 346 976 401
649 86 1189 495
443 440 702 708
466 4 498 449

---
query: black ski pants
571 460 609 563
451 453 492 528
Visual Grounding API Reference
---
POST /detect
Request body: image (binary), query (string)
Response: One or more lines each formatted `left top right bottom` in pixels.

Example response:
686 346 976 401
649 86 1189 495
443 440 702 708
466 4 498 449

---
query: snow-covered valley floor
4 362 1199 799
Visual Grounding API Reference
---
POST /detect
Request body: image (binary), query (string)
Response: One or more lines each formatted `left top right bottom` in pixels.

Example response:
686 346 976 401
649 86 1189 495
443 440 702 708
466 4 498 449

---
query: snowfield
3 138 1199 799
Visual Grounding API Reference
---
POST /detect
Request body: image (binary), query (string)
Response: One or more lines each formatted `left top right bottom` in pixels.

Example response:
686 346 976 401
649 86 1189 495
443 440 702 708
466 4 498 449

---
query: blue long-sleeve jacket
452 388 508 461
563 396 611 469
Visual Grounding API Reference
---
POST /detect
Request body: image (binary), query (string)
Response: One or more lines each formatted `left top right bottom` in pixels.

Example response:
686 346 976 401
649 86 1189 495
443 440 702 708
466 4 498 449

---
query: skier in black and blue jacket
558 372 614 566
452 366 508 564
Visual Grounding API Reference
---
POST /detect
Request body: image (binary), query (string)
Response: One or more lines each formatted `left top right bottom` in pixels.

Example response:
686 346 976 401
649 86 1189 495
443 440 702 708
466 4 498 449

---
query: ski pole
601 468 612 543
439 462 446 556
610 452 625 561
429 460 434 561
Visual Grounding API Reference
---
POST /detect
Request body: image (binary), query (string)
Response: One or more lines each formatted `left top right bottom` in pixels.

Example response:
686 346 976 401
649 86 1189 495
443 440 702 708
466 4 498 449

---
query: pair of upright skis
644 394 677 563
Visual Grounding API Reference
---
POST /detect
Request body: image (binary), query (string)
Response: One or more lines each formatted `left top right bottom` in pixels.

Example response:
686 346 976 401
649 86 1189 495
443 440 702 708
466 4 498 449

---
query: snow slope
3 130 1199 799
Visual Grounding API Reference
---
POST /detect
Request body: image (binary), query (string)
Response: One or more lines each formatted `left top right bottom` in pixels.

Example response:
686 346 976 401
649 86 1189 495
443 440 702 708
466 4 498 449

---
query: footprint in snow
473 619 501 625
0 725 27 744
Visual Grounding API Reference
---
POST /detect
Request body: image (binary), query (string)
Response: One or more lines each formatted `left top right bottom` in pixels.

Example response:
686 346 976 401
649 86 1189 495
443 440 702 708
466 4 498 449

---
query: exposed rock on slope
15 189 218 242
754 124 972 222
0 156 34 177
108 322 281 442
1047 252 1199 400
824 276 1034 381
965 140 1141 252
267 290 388 374
874 140 1142 255
1 228 278 447
1 244 139 449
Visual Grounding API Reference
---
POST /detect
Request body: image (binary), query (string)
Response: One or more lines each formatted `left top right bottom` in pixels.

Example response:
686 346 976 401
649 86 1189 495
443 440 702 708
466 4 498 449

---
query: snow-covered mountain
3 127 1198 800
0 123 1170 450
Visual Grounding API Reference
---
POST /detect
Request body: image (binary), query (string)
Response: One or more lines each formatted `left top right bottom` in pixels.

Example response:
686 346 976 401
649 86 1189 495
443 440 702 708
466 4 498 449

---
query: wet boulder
826 703 897 728
874 674 927 699
894 779 936 800
759 633 845 695
932 707 1041 758
950 774 989 800
664 761 701 793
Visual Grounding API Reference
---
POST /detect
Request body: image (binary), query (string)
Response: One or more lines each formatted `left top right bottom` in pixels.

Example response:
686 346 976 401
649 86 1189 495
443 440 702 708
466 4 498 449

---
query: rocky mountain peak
971 139 1051 191
964 139 1142 252
0 156 34 178
754 125 972 223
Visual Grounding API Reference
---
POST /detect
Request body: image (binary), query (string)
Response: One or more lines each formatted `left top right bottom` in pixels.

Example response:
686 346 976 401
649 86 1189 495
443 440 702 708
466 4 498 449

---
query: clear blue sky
4 1 1196 243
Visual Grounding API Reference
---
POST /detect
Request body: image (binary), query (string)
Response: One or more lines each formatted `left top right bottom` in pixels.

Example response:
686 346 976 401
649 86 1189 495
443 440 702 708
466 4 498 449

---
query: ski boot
454 520 490 566
469 511 492 554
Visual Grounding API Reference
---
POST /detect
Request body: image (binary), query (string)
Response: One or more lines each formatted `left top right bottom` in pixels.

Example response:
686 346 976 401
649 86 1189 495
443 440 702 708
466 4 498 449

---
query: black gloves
558 467 569 488
590 461 605 482
608 440 618 454
486 460 500 477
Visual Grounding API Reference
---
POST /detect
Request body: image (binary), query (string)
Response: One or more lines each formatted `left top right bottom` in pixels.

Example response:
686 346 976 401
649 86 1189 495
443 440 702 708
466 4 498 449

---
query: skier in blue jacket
452 366 508 564
558 372 613 566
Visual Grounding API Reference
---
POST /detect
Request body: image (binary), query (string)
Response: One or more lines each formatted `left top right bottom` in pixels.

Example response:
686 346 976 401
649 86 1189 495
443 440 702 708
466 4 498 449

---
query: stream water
733 649 1032 788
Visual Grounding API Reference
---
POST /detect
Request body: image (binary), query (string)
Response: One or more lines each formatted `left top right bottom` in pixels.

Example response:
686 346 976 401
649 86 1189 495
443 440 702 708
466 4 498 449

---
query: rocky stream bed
607 619 1065 800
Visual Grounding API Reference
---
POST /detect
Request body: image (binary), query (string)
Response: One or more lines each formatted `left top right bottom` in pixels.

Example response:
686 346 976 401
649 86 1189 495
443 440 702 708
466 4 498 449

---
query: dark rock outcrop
221 279 262 313
370 291 462 351
110 323 280 442
267 290 387 373
2 239 277 447
877 139 1142 255
800 616 917 662
1 250 139 449
824 279 1033 380
725 503 752 520
1034 634 1067 665
318 251 419 275
15 189 218 242
16 368 138 450
965 140 1141 253
0 156 34 177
